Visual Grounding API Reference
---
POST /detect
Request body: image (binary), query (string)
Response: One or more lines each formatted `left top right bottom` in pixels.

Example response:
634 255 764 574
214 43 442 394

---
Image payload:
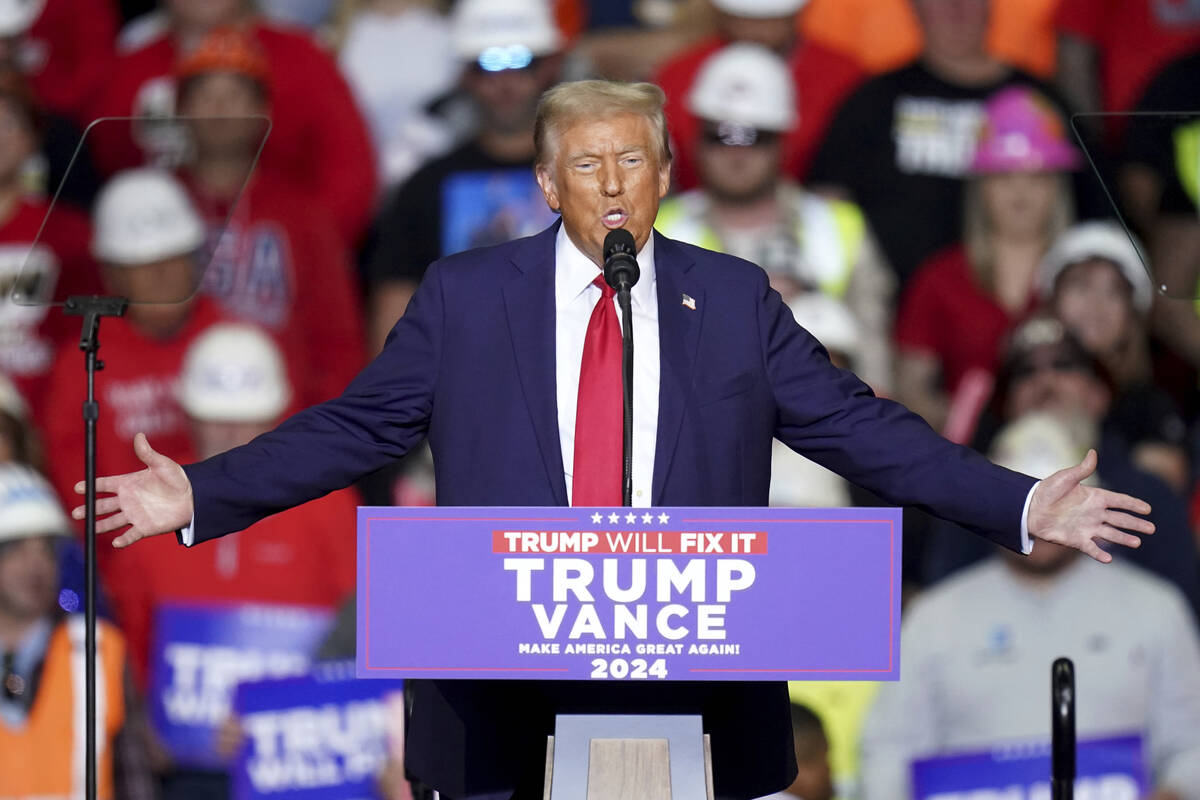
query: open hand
1027 449 1154 563
71 433 194 548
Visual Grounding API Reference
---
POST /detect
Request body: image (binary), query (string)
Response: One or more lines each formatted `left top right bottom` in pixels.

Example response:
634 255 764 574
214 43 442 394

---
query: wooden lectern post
543 715 714 800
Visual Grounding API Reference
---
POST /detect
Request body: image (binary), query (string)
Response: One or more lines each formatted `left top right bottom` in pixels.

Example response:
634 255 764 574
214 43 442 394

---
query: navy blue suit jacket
184 222 1035 798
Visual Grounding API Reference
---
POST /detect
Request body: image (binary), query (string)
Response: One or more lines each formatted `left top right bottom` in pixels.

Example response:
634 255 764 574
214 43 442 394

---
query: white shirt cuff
1019 481 1040 555
180 514 195 547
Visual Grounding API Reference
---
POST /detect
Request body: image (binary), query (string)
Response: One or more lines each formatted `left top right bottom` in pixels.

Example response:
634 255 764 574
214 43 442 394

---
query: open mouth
602 209 629 228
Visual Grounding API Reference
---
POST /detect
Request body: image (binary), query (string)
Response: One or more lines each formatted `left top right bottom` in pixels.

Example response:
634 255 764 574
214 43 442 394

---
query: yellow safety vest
654 190 867 299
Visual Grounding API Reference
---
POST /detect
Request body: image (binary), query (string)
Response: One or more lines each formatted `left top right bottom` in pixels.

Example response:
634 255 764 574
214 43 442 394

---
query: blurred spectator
3 0 117 124
1121 51 1200 394
807 0 1069 286
654 43 895 394
0 463 155 800
1056 0 1200 147
861 410 1200 800
0 72 99 425
895 87 1076 440
364 0 563 352
802 0 1059 77
758 704 834 800
922 316 1200 620
105 323 357 797
88 0 377 246
43 169 222 571
0 374 37 467
651 0 863 191
334 0 462 188
1036 221 1189 494
770 294 861 509
174 27 366 406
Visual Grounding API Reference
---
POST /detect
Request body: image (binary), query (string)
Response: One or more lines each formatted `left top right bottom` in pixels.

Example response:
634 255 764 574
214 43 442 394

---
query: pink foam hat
970 87 1081 173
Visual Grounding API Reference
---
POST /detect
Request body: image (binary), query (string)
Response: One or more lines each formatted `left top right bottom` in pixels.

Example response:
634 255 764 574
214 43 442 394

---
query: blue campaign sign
232 665 404 800
911 735 1147 800
149 602 334 768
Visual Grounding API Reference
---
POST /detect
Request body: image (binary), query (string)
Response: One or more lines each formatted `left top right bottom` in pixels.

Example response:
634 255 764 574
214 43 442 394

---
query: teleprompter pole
63 295 129 800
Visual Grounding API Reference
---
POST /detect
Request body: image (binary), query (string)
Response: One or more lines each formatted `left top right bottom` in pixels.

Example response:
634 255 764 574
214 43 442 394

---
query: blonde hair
534 80 672 170
963 174 1074 290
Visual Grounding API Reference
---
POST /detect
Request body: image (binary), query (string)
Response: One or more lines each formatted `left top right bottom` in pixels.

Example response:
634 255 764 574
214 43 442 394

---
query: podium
356 506 901 799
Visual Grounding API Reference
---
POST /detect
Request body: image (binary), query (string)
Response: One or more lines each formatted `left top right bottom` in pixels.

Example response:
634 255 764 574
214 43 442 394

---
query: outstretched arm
1027 449 1154 562
71 433 193 548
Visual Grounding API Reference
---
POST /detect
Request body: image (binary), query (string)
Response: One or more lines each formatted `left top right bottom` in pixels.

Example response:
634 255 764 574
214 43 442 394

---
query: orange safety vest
0 617 126 800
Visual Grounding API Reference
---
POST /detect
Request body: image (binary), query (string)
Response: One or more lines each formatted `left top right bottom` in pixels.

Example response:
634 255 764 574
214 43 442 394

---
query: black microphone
603 229 640 293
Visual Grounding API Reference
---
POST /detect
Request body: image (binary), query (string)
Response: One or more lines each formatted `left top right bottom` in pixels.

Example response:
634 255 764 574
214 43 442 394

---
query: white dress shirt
554 224 659 507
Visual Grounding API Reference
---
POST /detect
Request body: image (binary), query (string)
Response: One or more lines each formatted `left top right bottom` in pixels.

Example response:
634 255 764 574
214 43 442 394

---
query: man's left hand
1027 449 1154 563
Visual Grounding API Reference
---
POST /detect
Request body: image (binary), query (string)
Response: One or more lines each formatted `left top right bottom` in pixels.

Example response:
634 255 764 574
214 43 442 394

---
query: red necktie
572 275 623 506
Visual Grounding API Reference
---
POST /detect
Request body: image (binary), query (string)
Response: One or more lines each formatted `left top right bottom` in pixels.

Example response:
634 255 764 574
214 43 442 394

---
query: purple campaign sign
356 506 901 681
232 664 403 800
149 602 334 768
911 735 1147 800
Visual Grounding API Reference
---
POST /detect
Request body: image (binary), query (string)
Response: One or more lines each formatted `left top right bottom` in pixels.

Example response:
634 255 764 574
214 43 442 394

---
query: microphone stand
615 282 634 507
1051 657 1076 800
63 294 129 800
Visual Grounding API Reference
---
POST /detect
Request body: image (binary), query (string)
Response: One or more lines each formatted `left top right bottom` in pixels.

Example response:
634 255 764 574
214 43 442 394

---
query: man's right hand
71 432 194 548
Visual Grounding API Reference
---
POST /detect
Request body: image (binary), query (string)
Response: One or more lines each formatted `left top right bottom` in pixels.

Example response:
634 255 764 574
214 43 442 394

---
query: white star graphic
590 513 602 524
608 513 620 524
658 513 670 524
642 513 653 524
625 512 636 524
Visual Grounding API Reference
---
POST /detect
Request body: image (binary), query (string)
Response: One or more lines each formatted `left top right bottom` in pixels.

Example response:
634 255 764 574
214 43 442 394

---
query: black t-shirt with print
807 62 1068 286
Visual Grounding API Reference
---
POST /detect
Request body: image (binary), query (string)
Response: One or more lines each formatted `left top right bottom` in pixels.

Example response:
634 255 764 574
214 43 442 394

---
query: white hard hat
710 0 809 19
92 168 206 266
0 0 45 37
787 292 860 360
0 463 69 544
1037 221 1154 314
178 323 291 422
687 43 797 132
452 0 562 61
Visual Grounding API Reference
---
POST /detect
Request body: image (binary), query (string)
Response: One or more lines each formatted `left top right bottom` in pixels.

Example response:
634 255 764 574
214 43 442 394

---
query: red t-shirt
86 20 377 246
651 37 863 190
43 298 225 522
105 488 359 686
22 0 118 122
0 197 99 423
1057 0 1200 122
895 245 1034 395
189 172 366 405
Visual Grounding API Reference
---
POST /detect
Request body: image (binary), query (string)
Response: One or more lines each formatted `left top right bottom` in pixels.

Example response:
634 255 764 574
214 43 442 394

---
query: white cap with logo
92 168 206 266
0 463 69 544
178 323 292 423
452 0 562 62
687 43 797 132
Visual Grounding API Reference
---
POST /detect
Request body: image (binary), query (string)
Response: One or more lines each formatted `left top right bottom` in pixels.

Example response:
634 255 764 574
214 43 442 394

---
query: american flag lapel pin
681 293 696 311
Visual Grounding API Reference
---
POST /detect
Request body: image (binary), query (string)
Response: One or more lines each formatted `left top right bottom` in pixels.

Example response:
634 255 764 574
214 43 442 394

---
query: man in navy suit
79 80 1154 800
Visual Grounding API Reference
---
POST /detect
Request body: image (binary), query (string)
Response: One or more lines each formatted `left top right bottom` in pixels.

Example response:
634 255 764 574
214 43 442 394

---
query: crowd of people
2 0 1200 798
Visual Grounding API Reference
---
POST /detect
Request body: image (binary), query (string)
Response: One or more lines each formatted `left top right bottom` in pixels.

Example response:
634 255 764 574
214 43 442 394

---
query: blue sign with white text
149 602 333 768
911 735 1147 799
232 665 404 799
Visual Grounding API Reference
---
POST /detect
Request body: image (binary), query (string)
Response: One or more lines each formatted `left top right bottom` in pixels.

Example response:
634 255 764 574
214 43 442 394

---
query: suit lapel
651 233 702 503
503 223 568 505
